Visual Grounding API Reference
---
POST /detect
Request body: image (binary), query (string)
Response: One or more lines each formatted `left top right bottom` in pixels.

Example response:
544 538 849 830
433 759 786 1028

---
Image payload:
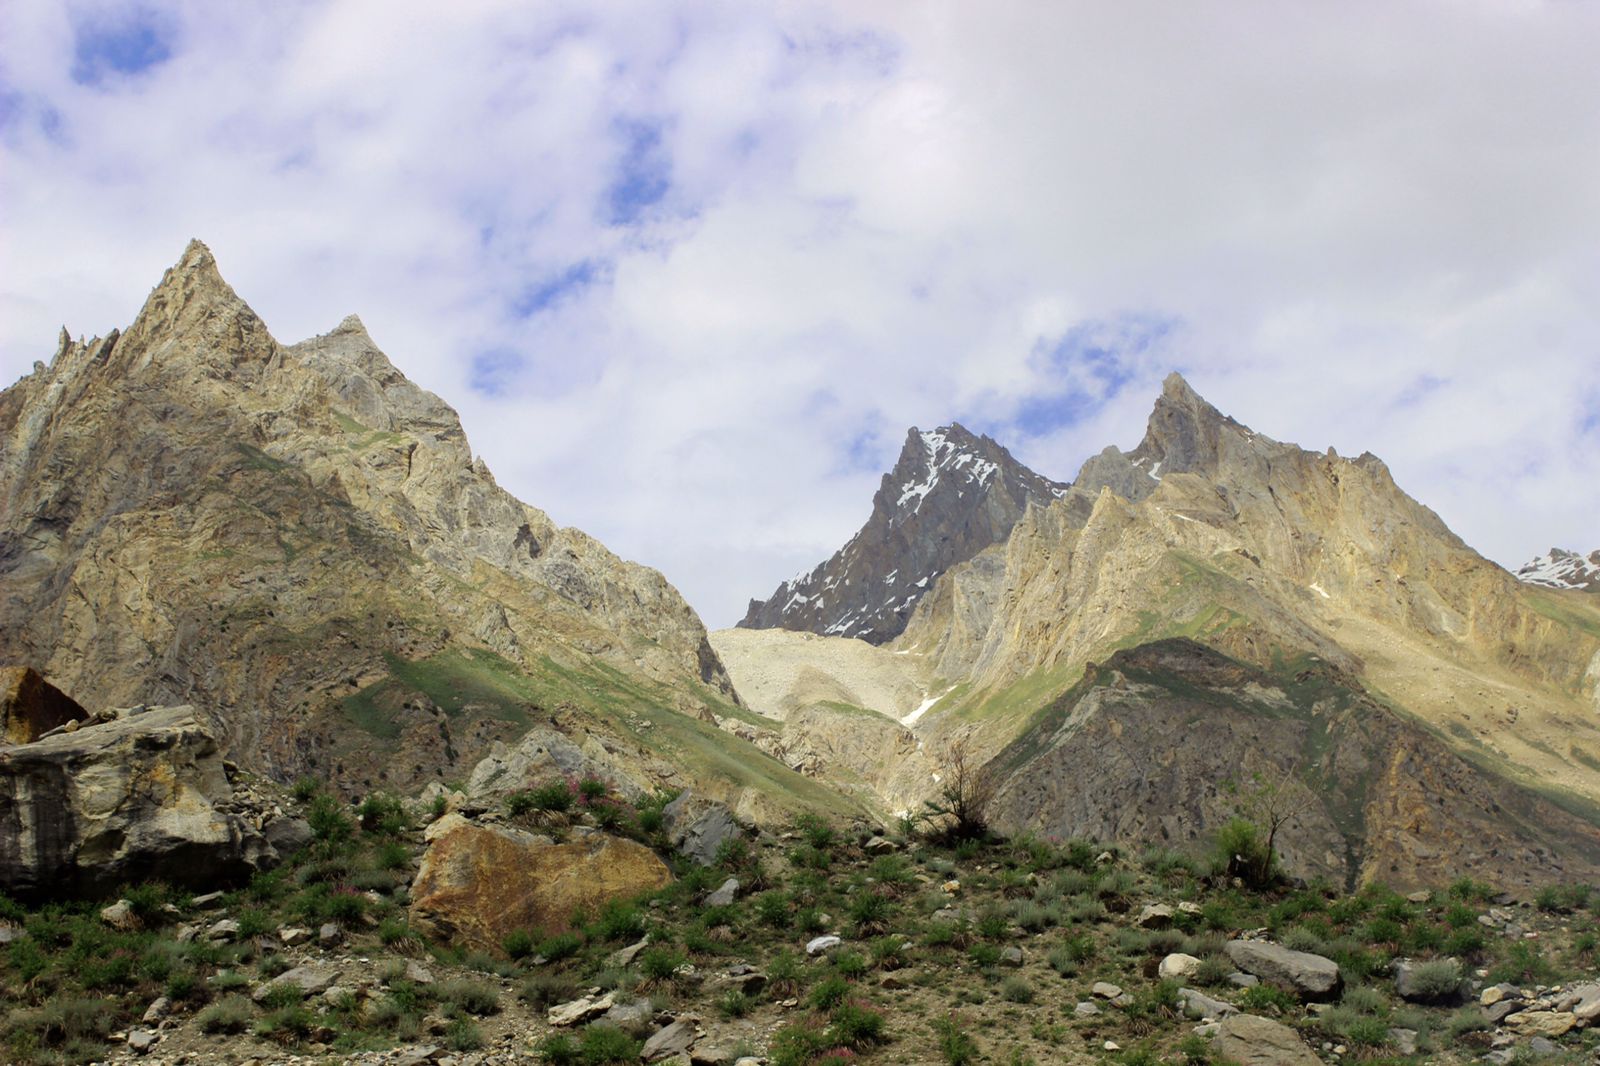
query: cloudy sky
3 1 1597 627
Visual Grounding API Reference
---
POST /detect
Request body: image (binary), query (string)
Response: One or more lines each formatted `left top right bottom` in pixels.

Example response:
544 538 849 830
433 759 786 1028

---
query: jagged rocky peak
0 240 739 795
739 421 1066 644
1518 548 1600 592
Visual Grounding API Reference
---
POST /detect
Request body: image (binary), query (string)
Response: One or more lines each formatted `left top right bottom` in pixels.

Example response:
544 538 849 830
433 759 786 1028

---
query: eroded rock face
408 822 672 952
0 706 279 897
0 666 85 745
985 639 1600 892
0 241 737 794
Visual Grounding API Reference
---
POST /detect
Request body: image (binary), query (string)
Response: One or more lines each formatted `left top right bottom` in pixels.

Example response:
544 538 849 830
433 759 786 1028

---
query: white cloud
2 0 1597 627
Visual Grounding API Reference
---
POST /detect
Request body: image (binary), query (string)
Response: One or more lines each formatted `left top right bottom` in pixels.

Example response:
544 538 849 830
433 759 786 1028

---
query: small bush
810 975 851 1011
444 1017 485 1051
503 929 536 960
1001 975 1034 1003
438 977 501 1015
1402 959 1463 1002
197 994 254 1034
1240 983 1297 1013
577 1024 641 1064
934 1014 980 1065
358 792 409 836
1213 817 1275 887
539 930 583 962
828 1001 888 1048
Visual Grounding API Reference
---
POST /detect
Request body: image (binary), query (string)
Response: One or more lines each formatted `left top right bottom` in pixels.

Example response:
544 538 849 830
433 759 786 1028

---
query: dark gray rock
738 423 1066 643
662 791 741 867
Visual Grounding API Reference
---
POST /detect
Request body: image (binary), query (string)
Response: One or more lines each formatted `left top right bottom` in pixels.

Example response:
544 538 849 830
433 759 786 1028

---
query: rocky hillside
986 639 1600 893
0 242 841 816
1518 548 1600 593
739 423 1065 644
899 374 1600 808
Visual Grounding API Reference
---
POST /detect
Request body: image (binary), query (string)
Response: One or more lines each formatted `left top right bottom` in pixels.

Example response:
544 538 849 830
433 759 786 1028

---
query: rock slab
408 821 672 952
1225 939 1342 1001
1213 1013 1323 1066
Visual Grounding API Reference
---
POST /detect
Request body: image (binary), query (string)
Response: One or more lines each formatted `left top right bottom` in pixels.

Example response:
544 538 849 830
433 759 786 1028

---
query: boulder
1178 987 1238 1020
466 726 642 803
643 1020 698 1062
1212 1013 1323 1066
0 667 85 745
547 991 616 1027
806 935 842 956
662 791 741 867
252 963 342 1003
1159 952 1202 980
0 706 279 898
1504 1010 1576 1037
408 821 672 953
603 997 656 1037
705 877 739 907
1136 903 1174 928
1225 939 1342 1001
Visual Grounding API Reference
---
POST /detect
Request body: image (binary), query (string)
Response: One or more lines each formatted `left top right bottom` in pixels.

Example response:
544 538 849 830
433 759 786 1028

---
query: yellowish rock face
408 822 672 952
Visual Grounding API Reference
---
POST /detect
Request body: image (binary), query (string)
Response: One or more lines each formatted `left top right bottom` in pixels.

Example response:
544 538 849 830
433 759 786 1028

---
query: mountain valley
3 244 1600 1066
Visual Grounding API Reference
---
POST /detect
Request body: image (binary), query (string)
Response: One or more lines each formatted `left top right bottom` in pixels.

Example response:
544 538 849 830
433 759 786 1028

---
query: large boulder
465 725 644 803
1213 1014 1323 1066
662 790 741 867
409 822 672 952
1225 939 1342 1001
0 705 279 897
1 666 85 745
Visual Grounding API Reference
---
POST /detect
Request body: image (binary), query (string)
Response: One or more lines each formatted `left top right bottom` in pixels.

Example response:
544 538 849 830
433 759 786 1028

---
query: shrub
1001 975 1034 1003
306 793 354 845
578 1024 642 1064
717 990 751 1018
539 931 583 962
503 930 536 960
254 1004 314 1041
810 975 851 1011
933 1014 979 1065
196 994 254 1034
1212 817 1274 887
522 973 581 1009
438 977 501 1015
591 900 645 942
796 814 837 849
445 1017 485 1051
358 792 409 835
1240 984 1297 1013
510 781 575 816
1402 959 1463 1002
638 946 686 982
828 1001 888 1048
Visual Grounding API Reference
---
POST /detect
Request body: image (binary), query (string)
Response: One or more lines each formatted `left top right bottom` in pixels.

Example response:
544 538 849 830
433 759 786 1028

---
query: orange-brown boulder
408 821 672 952
1 667 86 745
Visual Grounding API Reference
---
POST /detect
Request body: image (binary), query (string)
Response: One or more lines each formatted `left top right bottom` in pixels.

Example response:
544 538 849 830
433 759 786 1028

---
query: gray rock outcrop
0 705 285 897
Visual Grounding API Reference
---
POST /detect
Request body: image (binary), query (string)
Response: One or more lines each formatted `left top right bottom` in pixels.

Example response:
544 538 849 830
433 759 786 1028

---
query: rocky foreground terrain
7 755 1600 1066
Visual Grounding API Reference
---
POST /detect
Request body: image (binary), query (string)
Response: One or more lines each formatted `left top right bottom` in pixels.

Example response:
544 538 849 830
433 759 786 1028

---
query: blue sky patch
605 119 671 225
71 8 176 86
1004 313 1178 437
469 349 525 398
512 260 603 318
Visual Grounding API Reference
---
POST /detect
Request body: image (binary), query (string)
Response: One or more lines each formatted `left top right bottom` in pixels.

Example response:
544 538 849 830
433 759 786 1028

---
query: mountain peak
740 420 1066 643
1518 548 1600 593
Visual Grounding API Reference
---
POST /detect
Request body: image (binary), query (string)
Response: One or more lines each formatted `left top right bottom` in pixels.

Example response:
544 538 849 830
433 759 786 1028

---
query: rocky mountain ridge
1518 548 1600 593
738 423 1065 644
0 242 845 817
897 374 1600 807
